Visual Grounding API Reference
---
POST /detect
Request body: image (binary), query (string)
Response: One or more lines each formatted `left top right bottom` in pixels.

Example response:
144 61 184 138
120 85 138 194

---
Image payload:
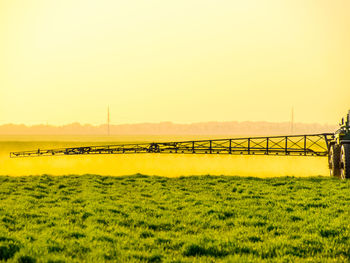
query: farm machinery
328 110 350 179
10 111 350 179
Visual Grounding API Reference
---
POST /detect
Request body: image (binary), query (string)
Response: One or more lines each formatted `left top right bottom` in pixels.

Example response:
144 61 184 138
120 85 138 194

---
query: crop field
0 174 349 262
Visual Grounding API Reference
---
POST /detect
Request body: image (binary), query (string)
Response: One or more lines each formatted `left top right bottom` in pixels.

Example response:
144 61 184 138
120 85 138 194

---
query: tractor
328 110 350 179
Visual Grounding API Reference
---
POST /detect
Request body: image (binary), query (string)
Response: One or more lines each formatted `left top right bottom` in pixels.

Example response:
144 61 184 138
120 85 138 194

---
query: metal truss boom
10 133 334 158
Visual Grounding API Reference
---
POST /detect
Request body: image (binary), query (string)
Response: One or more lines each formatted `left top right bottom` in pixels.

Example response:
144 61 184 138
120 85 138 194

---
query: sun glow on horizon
1 0 349 126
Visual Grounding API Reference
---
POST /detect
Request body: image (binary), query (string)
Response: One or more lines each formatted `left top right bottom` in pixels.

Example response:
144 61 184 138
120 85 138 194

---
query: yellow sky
0 0 349 125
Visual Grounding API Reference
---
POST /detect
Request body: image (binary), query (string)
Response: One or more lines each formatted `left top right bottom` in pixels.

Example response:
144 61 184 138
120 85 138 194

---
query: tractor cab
334 110 350 143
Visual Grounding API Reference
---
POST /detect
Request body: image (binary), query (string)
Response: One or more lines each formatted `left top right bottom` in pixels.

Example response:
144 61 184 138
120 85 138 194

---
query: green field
0 175 349 262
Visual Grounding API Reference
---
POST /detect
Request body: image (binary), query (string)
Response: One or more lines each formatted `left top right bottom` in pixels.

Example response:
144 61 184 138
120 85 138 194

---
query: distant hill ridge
0 122 337 136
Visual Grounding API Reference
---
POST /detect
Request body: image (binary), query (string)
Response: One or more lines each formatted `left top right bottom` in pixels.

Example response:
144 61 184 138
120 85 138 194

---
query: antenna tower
107 106 110 136
291 107 294 134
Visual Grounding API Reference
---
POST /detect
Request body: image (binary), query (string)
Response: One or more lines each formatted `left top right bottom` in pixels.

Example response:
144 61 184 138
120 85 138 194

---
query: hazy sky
1 0 349 125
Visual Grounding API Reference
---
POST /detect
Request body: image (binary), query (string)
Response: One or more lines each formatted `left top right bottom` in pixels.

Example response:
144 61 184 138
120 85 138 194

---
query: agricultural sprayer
10 111 350 179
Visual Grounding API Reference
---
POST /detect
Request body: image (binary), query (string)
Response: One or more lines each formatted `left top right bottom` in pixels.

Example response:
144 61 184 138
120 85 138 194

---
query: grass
0 174 349 262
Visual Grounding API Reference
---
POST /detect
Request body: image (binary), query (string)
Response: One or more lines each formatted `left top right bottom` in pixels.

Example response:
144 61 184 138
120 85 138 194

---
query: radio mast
291 107 294 134
107 106 110 136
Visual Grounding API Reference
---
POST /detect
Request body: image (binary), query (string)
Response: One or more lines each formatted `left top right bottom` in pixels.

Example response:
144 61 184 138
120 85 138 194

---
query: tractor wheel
329 144 341 177
340 144 350 179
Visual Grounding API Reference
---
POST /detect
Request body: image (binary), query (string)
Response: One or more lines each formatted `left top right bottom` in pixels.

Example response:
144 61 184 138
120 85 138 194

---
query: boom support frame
10 133 333 158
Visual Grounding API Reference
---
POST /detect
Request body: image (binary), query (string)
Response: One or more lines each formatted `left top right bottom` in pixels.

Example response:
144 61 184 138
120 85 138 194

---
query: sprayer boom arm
10 133 333 158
